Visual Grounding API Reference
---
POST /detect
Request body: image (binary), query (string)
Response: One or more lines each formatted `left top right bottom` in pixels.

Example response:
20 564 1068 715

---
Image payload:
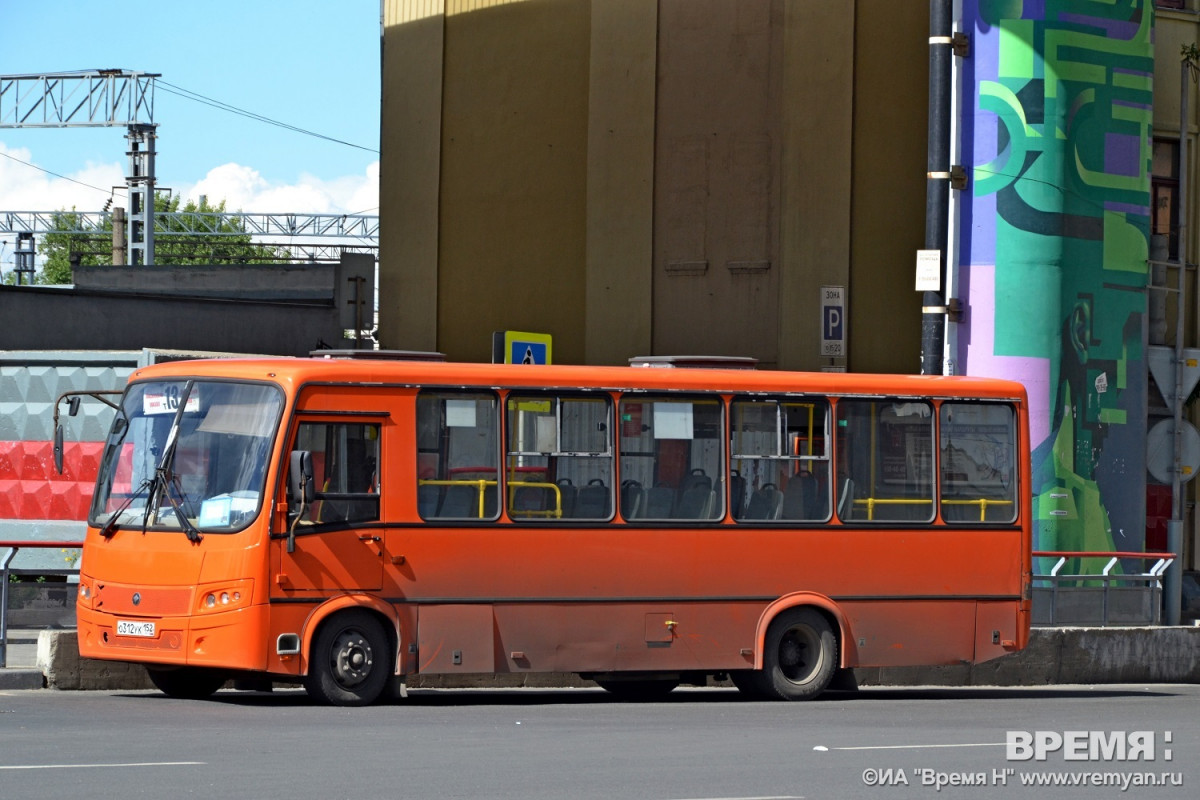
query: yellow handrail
941 497 1013 522
419 478 564 518
850 495 1013 521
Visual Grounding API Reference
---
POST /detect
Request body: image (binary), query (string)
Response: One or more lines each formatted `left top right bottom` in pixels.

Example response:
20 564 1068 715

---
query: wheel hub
332 631 374 687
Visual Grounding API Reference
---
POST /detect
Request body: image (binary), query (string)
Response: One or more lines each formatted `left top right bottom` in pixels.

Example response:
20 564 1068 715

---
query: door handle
358 534 382 542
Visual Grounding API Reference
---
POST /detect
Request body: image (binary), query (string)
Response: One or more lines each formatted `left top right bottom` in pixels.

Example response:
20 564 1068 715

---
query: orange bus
72 353 1031 705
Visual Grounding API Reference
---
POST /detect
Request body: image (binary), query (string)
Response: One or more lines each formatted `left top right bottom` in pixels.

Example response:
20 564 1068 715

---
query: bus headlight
196 581 251 613
76 577 93 610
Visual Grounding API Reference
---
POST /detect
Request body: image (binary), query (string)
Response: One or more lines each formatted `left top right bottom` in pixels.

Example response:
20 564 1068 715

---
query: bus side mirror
289 450 314 504
287 451 314 555
53 424 65 474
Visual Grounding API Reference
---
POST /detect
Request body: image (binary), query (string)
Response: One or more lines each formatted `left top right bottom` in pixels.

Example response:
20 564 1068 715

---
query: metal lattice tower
1 70 160 264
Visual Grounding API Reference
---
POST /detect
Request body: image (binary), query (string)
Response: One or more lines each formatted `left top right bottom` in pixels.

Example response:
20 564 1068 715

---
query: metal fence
1032 550 1175 627
1 540 82 668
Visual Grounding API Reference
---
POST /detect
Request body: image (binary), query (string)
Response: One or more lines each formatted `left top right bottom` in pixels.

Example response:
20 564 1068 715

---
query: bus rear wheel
146 666 228 700
739 607 837 701
304 610 391 706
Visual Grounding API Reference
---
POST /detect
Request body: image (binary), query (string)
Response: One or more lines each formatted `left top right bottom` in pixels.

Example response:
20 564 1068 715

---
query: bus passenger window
730 397 831 522
505 394 613 520
416 392 501 521
289 421 380 525
835 399 934 523
618 395 723 521
939 402 1017 524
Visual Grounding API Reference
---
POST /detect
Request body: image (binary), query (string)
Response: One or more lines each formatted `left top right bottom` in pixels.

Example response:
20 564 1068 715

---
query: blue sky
0 0 380 221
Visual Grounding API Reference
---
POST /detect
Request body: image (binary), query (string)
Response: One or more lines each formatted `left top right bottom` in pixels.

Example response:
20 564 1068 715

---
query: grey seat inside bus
643 484 675 518
418 484 442 518
672 470 713 519
574 479 610 518
745 484 783 520
782 473 820 520
440 484 482 518
837 479 855 521
729 472 747 519
510 485 549 517
620 480 644 520
675 485 715 519
555 479 578 518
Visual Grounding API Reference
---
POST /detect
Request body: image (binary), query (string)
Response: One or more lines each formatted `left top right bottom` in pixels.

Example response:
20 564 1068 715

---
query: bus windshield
89 380 283 534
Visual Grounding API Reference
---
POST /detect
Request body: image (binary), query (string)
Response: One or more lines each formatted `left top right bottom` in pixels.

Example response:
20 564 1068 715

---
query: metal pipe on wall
921 0 953 375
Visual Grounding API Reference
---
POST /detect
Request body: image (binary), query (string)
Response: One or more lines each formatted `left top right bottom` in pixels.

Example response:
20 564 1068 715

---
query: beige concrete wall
778 2 855 371
848 0 927 374
584 0 657 365
379 1 446 352
652 0 783 367
438 0 590 364
379 0 930 371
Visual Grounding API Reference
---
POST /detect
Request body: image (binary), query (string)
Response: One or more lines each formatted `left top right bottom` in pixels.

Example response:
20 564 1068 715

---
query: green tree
16 196 291 285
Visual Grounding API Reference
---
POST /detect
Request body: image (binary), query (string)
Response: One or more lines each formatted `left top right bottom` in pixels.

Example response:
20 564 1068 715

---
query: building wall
957 0 1154 561
378 0 930 370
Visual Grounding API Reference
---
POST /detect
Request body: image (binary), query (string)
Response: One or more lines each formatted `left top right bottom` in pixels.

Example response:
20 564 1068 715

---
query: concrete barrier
33 627 1200 692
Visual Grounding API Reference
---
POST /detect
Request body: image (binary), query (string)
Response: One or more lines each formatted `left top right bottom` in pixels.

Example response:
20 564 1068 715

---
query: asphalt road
0 684 1196 799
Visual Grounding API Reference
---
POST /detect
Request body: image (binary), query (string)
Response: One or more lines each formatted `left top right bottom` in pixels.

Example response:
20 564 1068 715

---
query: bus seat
837 479 855 521
745 484 783 520
575 479 610 519
678 469 711 496
418 484 443 518
675 486 715 519
782 477 812 520
510 485 548 517
620 480 644 520
555 479 578 518
440 484 480 518
643 484 675 519
729 472 747 519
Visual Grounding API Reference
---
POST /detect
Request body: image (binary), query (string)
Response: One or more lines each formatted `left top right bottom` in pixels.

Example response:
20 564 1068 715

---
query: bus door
277 418 384 593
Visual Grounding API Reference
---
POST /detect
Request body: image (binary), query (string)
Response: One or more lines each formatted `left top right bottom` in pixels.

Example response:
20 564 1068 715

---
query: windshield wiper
98 477 153 539
143 380 203 543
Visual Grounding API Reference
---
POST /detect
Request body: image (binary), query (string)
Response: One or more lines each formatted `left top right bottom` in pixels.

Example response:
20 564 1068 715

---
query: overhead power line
0 149 111 195
156 79 380 155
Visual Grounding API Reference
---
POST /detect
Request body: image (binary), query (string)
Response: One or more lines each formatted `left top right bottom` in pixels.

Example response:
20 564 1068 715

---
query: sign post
820 286 846 360
492 330 553 365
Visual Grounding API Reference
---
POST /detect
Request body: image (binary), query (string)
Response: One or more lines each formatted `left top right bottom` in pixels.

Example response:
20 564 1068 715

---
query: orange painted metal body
76 358 1032 682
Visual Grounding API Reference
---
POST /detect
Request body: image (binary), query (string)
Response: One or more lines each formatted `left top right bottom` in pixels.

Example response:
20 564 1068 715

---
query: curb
10 626 1200 693
0 668 45 690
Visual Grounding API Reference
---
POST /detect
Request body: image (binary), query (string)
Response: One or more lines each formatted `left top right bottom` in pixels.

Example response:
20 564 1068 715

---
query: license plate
116 620 156 638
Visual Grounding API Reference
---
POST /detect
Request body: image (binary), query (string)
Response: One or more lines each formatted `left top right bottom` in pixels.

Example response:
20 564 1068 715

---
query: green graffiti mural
967 0 1152 570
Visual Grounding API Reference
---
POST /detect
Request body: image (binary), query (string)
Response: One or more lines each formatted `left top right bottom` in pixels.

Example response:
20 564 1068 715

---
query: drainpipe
921 0 953 375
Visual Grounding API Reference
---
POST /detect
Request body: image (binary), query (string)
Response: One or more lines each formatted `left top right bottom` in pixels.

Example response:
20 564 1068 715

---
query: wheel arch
299 594 399 677
750 592 853 670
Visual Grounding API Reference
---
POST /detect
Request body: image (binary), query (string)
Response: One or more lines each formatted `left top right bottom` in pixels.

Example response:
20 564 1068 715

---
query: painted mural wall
960 0 1153 566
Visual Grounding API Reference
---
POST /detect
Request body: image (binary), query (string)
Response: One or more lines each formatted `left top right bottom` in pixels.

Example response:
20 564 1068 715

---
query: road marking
0 761 205 770
821 742 1005 752
669 797 803 800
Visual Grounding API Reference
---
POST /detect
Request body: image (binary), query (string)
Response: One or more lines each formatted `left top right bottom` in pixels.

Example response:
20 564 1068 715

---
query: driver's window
289 421 380 525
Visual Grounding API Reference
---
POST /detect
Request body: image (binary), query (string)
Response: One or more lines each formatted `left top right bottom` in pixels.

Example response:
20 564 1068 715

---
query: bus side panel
479 602 762 674
973 599 1024 664
837 600 976 668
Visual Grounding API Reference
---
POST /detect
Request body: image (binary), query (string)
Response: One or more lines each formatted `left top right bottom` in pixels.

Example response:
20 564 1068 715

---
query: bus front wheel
739 607 837 701
304 610 391 706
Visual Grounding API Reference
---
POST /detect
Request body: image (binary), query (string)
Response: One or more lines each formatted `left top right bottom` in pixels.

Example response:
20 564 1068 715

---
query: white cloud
180 161 379 216
1 141 379 217
0 142 122 211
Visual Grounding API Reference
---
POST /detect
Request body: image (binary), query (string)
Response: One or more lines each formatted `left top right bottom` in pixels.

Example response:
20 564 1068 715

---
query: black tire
737 607 837 701
594 678 679 701
146 666 228 700
304 610 391 706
